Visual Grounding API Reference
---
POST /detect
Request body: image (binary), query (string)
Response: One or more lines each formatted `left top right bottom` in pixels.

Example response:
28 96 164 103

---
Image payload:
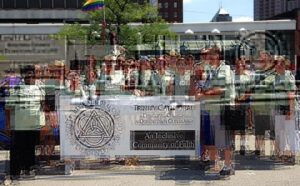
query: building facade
254 0 300 20
211 8 232 22
157 0 183 23
0 0 84 23
0 0 183 23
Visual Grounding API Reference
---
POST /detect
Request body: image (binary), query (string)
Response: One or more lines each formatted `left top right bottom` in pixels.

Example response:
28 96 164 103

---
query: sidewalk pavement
5 164 300 186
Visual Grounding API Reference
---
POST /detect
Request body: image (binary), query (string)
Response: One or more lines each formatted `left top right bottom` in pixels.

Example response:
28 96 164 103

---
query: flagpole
103 0 105 21
102 0 107 50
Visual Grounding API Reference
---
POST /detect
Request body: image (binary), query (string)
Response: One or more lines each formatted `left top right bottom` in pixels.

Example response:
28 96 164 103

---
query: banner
59 96 200 158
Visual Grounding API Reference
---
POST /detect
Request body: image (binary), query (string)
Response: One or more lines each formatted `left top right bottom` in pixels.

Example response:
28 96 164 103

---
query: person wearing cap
250 51 276 157
110 55 125 94
81 66 98 100
150 57 171 96
6 65 44 179
100 55 124 95
273 56 297 162
167 50 178 75
137 56 153 96
173 57 191 96
53 60 65 88
128 59 140 92
197 46 235 175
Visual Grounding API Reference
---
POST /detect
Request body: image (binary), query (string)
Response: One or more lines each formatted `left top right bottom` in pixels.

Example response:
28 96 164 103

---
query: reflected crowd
0 46 299 177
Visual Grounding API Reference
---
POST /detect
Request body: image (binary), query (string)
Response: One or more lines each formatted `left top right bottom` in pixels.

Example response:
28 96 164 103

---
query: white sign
59 96 201 159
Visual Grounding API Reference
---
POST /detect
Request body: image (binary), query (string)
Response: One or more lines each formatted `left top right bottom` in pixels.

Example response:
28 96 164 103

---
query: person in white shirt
7 65 43 179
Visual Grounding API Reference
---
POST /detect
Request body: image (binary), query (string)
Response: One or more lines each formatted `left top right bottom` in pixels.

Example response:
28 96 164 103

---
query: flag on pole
82 0 105 12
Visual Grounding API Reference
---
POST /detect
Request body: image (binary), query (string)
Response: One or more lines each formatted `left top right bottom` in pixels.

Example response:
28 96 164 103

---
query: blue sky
183 0 254 23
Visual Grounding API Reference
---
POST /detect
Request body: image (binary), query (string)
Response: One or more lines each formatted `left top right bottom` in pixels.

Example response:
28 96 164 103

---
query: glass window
28 0 40 9
66 0 77 9
41 0 52 8
174 11 177 18
164 12 168 18
3 0 15 8
53 0 64 8
15 0 27 9
164 2 168 8
174 2 177 8
158 2 162 8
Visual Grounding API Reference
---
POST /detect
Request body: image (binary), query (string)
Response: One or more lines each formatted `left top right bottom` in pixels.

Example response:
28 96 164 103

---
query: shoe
21 170 36 179
254 150 260 156
240 150 246 156
199 160 211 171
240 146 246 155
219 165 234 176
10 175 20 180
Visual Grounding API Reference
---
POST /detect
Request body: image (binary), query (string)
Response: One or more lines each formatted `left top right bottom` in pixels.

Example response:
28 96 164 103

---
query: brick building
254 0 300 20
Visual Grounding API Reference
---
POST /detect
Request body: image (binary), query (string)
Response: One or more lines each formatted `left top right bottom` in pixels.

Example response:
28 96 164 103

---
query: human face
117 58 125 69
185 57 194 67
35 65 42 79
105 60 113 74
257 52 271 70
24 71 35 85
206 53 220 68
235 60 245 74
200 53 207 63
275 60 285 75
177 59 186 72
87 70 97 84
194 65 204 78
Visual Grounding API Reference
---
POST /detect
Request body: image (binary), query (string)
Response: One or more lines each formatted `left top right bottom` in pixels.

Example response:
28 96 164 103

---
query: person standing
196 46 235 175
150 57 172 96
273 56 297 162
6 65 44 179
251 51 276 157
233 59 251 155
174 57 191 96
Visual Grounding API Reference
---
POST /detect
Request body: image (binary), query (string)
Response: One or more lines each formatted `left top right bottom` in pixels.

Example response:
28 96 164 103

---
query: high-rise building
211 7 232 22
157 0 183 23
0 0 183 23
136 0 183 23
254 0 300 20
0 0 85 23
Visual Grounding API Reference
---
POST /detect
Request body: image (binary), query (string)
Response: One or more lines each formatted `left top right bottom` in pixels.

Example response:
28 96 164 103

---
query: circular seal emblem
64 100 122 156
74 108 114 148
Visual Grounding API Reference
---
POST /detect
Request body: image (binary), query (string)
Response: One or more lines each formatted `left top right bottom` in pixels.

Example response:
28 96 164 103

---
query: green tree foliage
55 0 176 49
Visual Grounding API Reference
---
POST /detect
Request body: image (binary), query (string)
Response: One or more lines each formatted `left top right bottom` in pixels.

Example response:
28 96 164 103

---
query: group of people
74 46 298 174
0 45 299 178
0 63 61 179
